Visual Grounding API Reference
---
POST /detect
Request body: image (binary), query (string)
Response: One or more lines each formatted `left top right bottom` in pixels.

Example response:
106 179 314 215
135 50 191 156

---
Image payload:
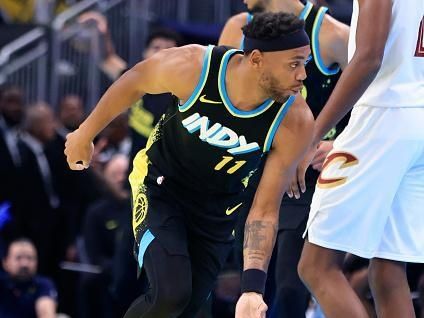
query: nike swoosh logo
226 202 243 215
199 95 222 104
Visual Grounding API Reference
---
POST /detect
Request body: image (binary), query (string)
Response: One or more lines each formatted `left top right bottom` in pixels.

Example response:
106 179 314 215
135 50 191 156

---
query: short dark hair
4 238 35 258
242 12 305 41
146 28 184 47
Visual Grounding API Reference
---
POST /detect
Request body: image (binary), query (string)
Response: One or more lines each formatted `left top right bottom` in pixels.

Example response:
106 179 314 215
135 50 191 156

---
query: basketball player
237 0 424 317
64 12 314 318
220 1 349 316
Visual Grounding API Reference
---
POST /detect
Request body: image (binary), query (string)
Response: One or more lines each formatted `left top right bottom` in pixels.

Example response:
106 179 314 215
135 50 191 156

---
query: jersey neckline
218 49 275 118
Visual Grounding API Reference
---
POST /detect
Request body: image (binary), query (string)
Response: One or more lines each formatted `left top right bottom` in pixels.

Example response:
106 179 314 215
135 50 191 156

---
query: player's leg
178 233 234 317
127 153 193 317
299 107 420 317
124 239 192 318
299 241 369 318
368 259 414 318
272 221 309 318
369 140 424 318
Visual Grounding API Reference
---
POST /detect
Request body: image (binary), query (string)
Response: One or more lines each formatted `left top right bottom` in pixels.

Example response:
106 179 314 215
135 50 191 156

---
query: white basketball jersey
348 0 424 108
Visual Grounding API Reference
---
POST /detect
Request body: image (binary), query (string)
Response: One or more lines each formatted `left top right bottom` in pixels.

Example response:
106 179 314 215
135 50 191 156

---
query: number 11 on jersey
215 156 246 174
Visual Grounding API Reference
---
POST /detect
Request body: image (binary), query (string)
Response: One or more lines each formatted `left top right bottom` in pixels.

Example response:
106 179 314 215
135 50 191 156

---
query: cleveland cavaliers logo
415 17 424 57
317 152 359 189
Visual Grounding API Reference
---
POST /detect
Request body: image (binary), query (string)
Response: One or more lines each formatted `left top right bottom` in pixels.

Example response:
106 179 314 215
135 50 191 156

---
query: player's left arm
236 96 314 317
312 0 391 145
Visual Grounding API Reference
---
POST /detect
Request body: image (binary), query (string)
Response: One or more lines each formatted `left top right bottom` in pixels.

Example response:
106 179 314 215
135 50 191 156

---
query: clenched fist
64 129 94 170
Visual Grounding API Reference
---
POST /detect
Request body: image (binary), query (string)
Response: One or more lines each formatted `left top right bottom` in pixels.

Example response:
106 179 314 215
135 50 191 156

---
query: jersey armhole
179 45 214 112
299 1 314 20
312 7 341 76
263 95 296 152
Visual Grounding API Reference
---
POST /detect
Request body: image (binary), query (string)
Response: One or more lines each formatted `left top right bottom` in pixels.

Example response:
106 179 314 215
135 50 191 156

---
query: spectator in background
0 86 25 243
80 154 130 318
18 103 65 277
0 238 57 318
94 112 131 168
46 95 102 259
57 94 85 135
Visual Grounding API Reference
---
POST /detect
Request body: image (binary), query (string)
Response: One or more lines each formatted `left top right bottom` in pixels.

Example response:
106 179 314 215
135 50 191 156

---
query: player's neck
267 0 305 16
225 55 269 111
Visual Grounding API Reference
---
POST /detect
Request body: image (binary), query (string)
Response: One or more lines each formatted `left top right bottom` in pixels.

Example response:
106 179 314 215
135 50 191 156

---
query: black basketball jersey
143 45 294 194
302 3 341 132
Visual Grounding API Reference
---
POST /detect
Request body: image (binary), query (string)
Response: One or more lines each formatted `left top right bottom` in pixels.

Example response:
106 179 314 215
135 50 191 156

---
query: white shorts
305 106 424 262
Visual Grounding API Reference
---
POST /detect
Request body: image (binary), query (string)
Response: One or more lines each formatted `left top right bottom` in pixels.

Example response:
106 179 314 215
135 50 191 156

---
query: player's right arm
218 13 248 47
236 96 314 318
64 45 204 170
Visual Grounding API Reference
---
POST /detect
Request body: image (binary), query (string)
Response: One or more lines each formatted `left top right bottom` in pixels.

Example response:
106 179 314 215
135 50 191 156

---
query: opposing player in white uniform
235 0 423 317
294 0 424 317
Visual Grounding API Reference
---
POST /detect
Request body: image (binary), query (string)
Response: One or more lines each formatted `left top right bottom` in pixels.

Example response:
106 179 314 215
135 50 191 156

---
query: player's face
243 0 270 13
259 45 310 103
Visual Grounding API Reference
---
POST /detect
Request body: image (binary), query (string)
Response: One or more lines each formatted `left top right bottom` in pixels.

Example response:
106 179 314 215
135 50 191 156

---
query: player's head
242 12 310 103
244 0 271 13
143 28 184 60
3 238 38 282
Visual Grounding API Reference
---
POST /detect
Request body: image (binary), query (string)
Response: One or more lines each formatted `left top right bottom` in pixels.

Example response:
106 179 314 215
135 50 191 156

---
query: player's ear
249 49 264 69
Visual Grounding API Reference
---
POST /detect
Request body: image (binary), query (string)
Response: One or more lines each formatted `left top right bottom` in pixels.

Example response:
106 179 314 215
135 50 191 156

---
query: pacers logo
317 152 358 189
132 184 148 238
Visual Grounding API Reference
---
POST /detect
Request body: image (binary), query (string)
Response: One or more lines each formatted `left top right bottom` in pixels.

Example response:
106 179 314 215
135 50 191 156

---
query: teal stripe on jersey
264 95 295 152
138 229 155 268
179 45 214 112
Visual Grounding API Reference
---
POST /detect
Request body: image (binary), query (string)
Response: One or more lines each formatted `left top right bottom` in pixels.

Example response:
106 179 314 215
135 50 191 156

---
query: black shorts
129 151 244 270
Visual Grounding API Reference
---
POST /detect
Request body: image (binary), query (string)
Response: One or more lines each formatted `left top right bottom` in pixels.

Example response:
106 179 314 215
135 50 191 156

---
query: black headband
243 28 310 52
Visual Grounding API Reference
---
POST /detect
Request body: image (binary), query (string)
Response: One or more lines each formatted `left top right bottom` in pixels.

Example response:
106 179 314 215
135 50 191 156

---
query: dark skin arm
290 0 392 198
243 96 314 271
64 45 205 170
236 95 314 318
